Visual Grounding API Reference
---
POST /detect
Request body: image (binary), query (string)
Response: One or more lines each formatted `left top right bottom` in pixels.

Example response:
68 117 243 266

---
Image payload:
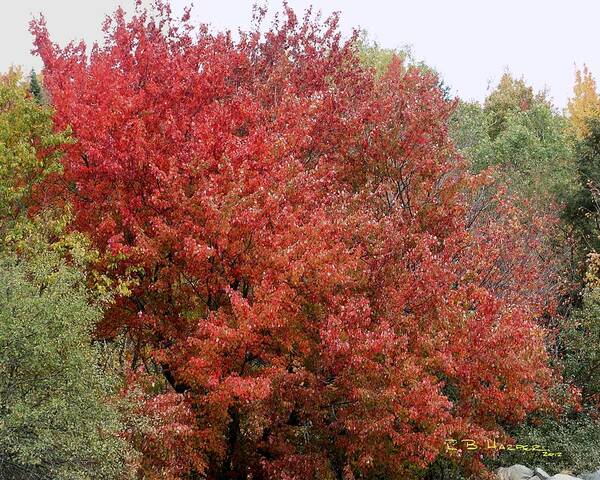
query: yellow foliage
567 65 600 138
585 252 600 290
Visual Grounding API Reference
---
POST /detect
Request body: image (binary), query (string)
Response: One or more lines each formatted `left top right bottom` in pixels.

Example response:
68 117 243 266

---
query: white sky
2 0 599 110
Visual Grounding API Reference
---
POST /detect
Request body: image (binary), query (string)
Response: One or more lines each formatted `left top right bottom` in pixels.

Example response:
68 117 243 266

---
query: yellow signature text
444 439 562 457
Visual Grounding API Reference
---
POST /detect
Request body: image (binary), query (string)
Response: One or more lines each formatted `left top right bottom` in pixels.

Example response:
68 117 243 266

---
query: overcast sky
2 0 599 110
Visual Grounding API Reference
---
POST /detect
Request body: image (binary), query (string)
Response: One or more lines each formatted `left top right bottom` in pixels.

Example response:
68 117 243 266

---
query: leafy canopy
0 71 68 227
0 232 129 480
451 74 576 208
32 4 561 478
568 65 600 139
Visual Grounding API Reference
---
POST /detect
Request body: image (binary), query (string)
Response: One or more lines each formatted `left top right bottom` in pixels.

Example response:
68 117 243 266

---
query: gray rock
496 464 535 480
548 475 582 480
535 467 551 480
581 471 600 480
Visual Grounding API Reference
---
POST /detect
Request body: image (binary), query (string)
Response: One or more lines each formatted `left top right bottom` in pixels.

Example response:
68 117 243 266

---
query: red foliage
31 3 559 478
122 371 209 479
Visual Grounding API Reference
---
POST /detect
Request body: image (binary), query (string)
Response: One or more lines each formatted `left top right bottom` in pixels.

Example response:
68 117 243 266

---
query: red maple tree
31 3 560 478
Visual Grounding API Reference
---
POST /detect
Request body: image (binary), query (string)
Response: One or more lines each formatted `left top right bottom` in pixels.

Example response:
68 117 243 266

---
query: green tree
28 69 43 105
449 100 492 173
490 102 576 203
0 231 130 480
560 281 600 403
356 32 451 98
483 72 546 140
564 118 600 254
450 75 577 209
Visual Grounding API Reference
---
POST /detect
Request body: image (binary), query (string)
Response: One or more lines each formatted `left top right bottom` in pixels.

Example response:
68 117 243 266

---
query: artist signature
445 439 562 457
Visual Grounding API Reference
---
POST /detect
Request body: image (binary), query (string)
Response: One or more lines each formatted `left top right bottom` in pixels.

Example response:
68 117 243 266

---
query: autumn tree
0 71 66 231
32 3 561 478
483 72 551 141
567 65 600 139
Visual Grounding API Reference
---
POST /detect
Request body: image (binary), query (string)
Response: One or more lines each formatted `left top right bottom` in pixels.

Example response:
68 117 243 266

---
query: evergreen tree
564 119 600 253
28 69 42 104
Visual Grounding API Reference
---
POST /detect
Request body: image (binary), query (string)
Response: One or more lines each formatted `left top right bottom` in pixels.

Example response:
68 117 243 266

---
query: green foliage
490 103 576 202
483 73 547 141
356 31 407 76
0 71 69 229
28 70 43 105
560 283 600 402
0 231 131 479
449 101 492 173
356 32 451 98
488 413 600 476
423 457 473 480
450 76 577 207
563 118 600 253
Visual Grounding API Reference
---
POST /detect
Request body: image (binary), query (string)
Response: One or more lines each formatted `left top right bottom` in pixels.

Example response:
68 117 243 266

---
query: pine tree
28 69 42 104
